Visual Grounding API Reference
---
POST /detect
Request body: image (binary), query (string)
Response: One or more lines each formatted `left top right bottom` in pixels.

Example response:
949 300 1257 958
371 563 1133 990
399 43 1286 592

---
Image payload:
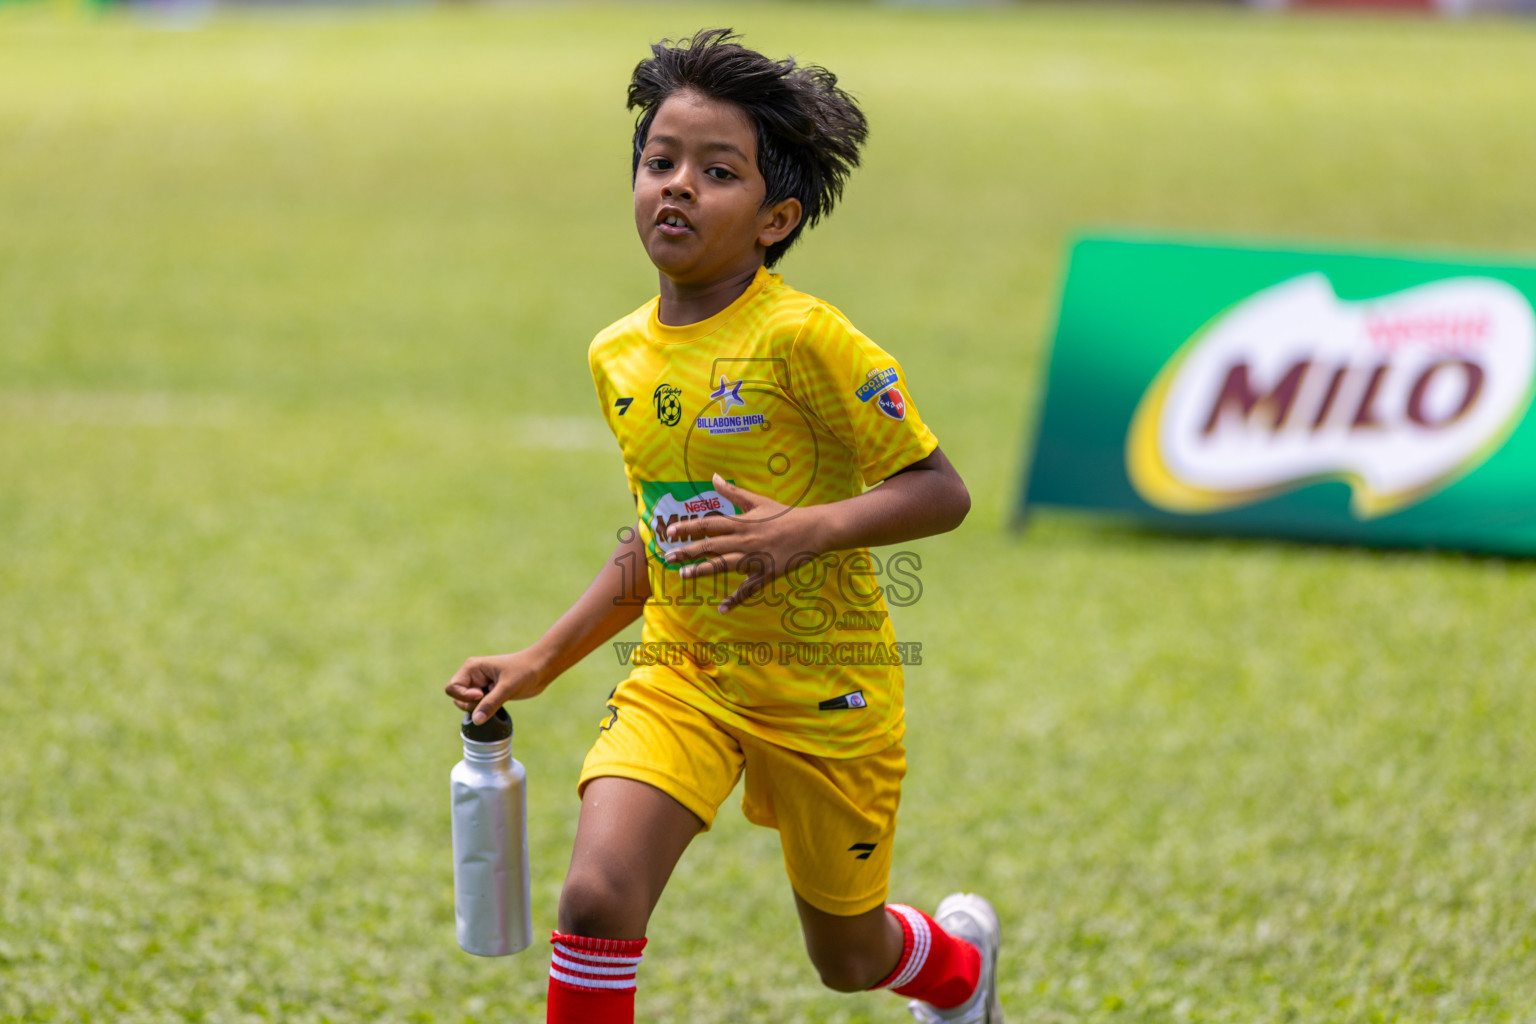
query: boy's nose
662 180 693 202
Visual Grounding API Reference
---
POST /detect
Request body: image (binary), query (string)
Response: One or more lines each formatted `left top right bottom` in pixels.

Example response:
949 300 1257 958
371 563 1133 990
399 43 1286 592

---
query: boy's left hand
663 473 817 614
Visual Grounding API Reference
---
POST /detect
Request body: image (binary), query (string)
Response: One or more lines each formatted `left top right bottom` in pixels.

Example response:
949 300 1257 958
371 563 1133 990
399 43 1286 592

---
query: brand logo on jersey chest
653 384 683 426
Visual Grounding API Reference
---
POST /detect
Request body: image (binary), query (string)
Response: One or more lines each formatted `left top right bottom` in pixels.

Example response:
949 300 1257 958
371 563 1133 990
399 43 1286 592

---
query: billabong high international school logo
877 388 906 421
696 375 766 435
1127 273 1536 518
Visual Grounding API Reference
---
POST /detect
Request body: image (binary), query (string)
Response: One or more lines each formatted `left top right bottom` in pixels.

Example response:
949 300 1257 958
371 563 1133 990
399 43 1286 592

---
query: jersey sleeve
588 337 616 432
588 334 640 498
790 305 940 487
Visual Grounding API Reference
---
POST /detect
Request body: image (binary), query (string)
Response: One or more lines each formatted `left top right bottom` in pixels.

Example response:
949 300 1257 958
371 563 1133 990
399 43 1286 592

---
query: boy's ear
757 197 803 248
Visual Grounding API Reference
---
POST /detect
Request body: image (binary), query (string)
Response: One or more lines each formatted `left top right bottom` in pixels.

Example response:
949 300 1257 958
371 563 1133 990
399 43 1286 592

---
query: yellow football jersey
589 266 939 758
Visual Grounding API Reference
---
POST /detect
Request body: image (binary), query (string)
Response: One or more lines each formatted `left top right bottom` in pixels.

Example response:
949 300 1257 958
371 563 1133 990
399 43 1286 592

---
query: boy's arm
665 446 969 613
446 525 651 724
801 445 969 551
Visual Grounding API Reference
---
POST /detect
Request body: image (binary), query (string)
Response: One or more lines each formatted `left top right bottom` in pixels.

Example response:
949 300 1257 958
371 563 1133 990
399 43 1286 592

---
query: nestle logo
684 496 722 514
1367 311 1491 354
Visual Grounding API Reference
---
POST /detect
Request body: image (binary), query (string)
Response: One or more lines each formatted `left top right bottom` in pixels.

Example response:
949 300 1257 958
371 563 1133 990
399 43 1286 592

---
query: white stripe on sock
549 966 638 991
886 904 931 990
552 952 639 977
548 940 644 993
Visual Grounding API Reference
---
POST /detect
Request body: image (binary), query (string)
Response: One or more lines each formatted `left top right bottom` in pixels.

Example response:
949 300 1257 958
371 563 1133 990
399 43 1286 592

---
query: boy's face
634 90 801 288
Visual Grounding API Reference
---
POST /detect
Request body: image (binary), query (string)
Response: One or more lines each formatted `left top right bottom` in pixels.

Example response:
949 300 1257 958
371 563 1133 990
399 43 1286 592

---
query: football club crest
877 388 906 421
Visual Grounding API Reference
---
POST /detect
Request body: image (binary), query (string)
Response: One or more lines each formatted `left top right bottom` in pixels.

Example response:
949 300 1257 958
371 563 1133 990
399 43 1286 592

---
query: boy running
445 29 1000 1024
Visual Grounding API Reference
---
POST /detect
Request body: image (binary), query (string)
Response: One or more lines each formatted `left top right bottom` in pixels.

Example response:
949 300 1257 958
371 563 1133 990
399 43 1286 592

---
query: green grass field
3 3 1536 1021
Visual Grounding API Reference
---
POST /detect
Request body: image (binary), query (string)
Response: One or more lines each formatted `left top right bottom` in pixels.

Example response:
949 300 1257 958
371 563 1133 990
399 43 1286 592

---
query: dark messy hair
627 28 868 268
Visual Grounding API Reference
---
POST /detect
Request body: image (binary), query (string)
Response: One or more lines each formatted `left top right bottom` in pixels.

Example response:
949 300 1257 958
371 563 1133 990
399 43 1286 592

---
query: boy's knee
557 867 648 938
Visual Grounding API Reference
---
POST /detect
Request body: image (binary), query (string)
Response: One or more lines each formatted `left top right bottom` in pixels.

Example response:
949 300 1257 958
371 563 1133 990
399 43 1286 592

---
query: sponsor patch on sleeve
855 367 899 403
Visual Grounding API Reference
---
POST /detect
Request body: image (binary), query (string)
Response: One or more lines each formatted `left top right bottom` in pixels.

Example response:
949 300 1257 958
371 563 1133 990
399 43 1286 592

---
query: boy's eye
706 167 734 180
646 158 672 171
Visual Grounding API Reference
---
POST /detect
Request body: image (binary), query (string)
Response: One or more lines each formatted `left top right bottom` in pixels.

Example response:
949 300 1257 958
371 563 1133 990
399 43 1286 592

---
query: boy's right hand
445 651 546 725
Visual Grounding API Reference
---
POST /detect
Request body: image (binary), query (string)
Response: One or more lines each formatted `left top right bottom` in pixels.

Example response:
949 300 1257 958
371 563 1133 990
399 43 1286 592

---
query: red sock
872 904 981 1010
546 932 647 1024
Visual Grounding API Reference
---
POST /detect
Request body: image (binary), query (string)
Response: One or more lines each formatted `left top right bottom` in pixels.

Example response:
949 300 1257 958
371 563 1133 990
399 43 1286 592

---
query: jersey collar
647 266 777 346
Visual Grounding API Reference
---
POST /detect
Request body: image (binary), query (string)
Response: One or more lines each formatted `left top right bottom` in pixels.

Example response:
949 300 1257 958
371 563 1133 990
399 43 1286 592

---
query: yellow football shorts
578 669 906 916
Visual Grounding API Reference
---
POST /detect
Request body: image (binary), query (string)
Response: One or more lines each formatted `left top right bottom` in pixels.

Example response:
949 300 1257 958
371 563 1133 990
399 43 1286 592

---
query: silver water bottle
450 707 532 956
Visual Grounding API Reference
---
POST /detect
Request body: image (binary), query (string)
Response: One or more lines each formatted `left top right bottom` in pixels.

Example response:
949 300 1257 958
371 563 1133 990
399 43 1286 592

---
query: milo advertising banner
1022 237 1536 554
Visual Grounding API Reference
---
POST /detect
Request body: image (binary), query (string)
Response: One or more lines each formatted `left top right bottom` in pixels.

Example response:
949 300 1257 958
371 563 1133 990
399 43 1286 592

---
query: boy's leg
792 891 904 991
548 776 702 1024
553 674 746 1024
739 736 998 1020
794 892 993 1019
559 775 702 938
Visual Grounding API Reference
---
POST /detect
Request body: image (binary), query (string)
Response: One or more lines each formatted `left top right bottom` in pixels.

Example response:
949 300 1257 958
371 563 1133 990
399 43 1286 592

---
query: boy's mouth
656 208 693 236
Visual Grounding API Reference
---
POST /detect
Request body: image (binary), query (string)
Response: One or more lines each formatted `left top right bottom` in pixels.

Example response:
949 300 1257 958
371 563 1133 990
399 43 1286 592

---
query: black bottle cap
461 707 512 742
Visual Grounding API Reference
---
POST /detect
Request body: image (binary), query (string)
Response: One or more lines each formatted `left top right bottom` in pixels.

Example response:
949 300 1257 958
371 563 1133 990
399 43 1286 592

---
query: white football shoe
906 893 1002 1023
